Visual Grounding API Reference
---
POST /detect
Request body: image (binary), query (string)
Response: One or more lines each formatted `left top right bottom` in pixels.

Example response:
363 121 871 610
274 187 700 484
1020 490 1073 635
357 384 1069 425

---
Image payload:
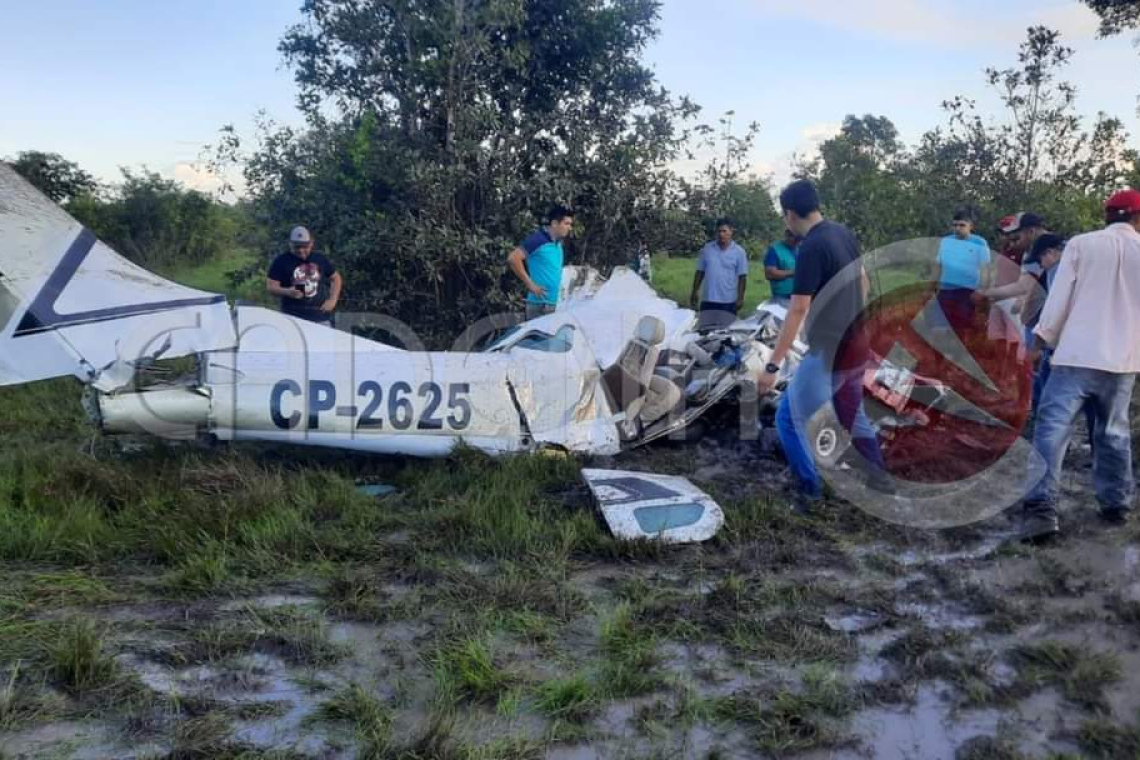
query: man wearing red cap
1019 190 1140 540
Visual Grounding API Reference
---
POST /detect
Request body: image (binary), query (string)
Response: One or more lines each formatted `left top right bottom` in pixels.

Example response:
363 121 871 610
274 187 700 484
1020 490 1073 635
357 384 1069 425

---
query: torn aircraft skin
0 164 788 457
581 468 725 543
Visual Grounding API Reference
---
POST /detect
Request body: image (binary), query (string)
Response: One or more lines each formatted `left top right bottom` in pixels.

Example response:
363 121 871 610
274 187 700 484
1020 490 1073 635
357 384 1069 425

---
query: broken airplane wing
0 163 236 387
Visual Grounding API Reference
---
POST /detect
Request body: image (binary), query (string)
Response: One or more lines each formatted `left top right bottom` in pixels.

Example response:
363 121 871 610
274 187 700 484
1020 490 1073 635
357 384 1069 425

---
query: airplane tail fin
0 163 237 387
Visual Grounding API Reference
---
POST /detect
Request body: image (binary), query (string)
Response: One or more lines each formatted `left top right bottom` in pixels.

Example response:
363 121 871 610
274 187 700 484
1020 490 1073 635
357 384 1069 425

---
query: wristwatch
765 361 781 374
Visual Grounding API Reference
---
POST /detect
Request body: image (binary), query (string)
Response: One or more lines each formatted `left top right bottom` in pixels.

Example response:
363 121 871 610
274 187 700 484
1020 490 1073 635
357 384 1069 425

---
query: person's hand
755 368 778 394
690 293 700 309
528 283 548 299
971 290 988 304
289 288 305 299
735 300 744 314
320 298 337 313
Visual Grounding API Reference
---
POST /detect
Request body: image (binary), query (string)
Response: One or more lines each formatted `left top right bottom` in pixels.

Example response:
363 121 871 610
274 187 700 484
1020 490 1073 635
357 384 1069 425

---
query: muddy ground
3 392 1140 759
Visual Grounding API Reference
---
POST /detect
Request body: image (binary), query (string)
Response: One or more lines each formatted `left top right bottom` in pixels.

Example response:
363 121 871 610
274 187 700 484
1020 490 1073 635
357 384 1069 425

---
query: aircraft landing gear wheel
806 410 851 470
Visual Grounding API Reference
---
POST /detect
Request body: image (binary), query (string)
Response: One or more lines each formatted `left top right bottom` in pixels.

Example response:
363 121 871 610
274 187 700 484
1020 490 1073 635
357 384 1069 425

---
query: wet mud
4 438 1140 759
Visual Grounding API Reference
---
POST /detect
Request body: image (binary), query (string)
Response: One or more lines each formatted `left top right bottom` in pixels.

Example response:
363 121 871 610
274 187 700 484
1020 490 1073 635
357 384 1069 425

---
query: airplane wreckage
0 162 796 459
0 164 963 540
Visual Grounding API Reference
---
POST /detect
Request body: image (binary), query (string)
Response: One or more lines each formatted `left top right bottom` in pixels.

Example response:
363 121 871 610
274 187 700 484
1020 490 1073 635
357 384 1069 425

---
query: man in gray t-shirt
690 218 749 329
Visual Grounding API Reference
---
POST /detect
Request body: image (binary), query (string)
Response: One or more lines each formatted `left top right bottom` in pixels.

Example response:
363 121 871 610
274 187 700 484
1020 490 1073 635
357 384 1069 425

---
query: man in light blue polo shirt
690 218 749 329
932 209 990 332
508 205 574 319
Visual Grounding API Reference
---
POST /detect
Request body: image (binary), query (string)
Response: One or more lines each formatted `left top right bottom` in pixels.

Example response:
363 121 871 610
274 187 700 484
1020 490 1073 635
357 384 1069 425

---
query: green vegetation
1077 717 1140 759
599 603 664 698
315 684 393 756
536 673 597 723
158 246 266 303
649 255 772 314
184 606 346 667
708 665 859 754
1010 641 1123 711
431 634 513 706
47 617 118 694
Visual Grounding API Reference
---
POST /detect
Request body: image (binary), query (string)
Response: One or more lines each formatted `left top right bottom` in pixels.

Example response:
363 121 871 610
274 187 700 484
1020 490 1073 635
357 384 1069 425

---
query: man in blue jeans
1019 189 1140 541
755 180 885 513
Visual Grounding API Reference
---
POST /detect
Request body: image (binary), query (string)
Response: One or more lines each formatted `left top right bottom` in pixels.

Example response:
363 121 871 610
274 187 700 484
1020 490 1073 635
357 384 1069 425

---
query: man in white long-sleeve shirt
1019 189 1140 541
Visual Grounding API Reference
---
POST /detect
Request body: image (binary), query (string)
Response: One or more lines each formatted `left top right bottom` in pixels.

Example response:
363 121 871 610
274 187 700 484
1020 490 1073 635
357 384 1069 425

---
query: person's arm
981 272 1035 301
764 248 793 281
756 241 819 391
931 261 942 291
979 255 993 291
322 271 343 312
1034 246 1079 349
267 277 301 300
690 270 704 308
734 249 749 311
756 294 812 392
508 246 546 300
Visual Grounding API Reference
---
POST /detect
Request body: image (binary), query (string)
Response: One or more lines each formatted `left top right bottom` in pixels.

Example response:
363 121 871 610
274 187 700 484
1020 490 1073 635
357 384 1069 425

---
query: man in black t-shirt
266 226 343 325
755 180 884 512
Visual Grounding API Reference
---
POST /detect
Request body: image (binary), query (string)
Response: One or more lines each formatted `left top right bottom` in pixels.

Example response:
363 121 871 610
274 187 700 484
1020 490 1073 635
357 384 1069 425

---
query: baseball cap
289 226 313 244
1105 189 1140 216
1001 212 1044 233
1025 233 1065 264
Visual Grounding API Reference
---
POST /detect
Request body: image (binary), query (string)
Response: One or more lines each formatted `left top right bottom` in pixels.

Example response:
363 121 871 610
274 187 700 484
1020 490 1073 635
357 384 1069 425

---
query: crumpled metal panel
582 468 725 542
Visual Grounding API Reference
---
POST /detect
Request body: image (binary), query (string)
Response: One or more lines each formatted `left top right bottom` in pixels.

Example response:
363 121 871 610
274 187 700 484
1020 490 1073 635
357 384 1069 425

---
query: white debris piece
581 468 725 543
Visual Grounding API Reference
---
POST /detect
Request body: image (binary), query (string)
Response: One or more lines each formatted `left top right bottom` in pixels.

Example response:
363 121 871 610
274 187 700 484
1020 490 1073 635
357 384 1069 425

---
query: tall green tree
7 151 98 203
227 0 700 338
797 114 917 249
909 26 1136 238
1083 0 1140 35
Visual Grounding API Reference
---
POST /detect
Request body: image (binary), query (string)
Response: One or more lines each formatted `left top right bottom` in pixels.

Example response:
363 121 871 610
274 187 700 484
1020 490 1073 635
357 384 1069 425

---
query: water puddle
219 594 320 612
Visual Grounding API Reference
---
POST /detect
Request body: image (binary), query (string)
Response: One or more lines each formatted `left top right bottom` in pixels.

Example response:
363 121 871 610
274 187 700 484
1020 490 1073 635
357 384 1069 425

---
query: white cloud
168 161 245 199
801 122 843 145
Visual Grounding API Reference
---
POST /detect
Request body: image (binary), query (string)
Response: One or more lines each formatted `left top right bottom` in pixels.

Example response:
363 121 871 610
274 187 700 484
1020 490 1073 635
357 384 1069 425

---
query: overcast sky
2 0 1137 194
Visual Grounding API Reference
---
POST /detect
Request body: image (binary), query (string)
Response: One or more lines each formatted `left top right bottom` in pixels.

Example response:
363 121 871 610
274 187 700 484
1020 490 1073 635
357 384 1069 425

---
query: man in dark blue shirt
266 226 343 325
754 180 885 512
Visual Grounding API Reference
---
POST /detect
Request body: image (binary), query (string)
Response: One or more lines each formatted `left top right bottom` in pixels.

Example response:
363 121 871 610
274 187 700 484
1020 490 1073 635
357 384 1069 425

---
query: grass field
157 246 268 304
649 255 773 313
1 253 1139 759
650 253 926 315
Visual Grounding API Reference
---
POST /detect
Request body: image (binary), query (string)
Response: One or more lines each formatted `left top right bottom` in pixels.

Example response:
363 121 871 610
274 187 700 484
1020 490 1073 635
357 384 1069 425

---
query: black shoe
1099 507 1129 526
1019 510 1060 543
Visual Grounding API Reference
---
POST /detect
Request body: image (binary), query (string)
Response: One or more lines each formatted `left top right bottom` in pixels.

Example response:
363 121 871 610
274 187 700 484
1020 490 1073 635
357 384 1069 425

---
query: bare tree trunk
445 0 466 156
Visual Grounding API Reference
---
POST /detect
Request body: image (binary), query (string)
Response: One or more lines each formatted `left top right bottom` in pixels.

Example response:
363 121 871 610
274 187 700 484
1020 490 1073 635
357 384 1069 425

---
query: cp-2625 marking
270 380 471 431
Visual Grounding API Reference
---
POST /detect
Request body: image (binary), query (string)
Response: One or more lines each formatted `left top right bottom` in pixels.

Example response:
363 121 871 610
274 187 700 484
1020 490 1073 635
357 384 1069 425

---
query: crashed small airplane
0 163 794 457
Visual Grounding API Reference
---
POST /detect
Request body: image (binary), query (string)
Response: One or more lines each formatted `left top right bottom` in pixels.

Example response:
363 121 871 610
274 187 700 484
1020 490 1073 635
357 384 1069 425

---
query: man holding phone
267 226 343 326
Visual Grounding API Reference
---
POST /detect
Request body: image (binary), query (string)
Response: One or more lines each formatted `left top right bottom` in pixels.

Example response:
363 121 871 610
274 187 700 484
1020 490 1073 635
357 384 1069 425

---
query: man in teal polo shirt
764 229 799 308
508 205 574 319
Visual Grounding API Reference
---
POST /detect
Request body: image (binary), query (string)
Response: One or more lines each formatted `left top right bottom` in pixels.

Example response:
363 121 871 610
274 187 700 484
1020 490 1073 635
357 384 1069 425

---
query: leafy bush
66 169 247 269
